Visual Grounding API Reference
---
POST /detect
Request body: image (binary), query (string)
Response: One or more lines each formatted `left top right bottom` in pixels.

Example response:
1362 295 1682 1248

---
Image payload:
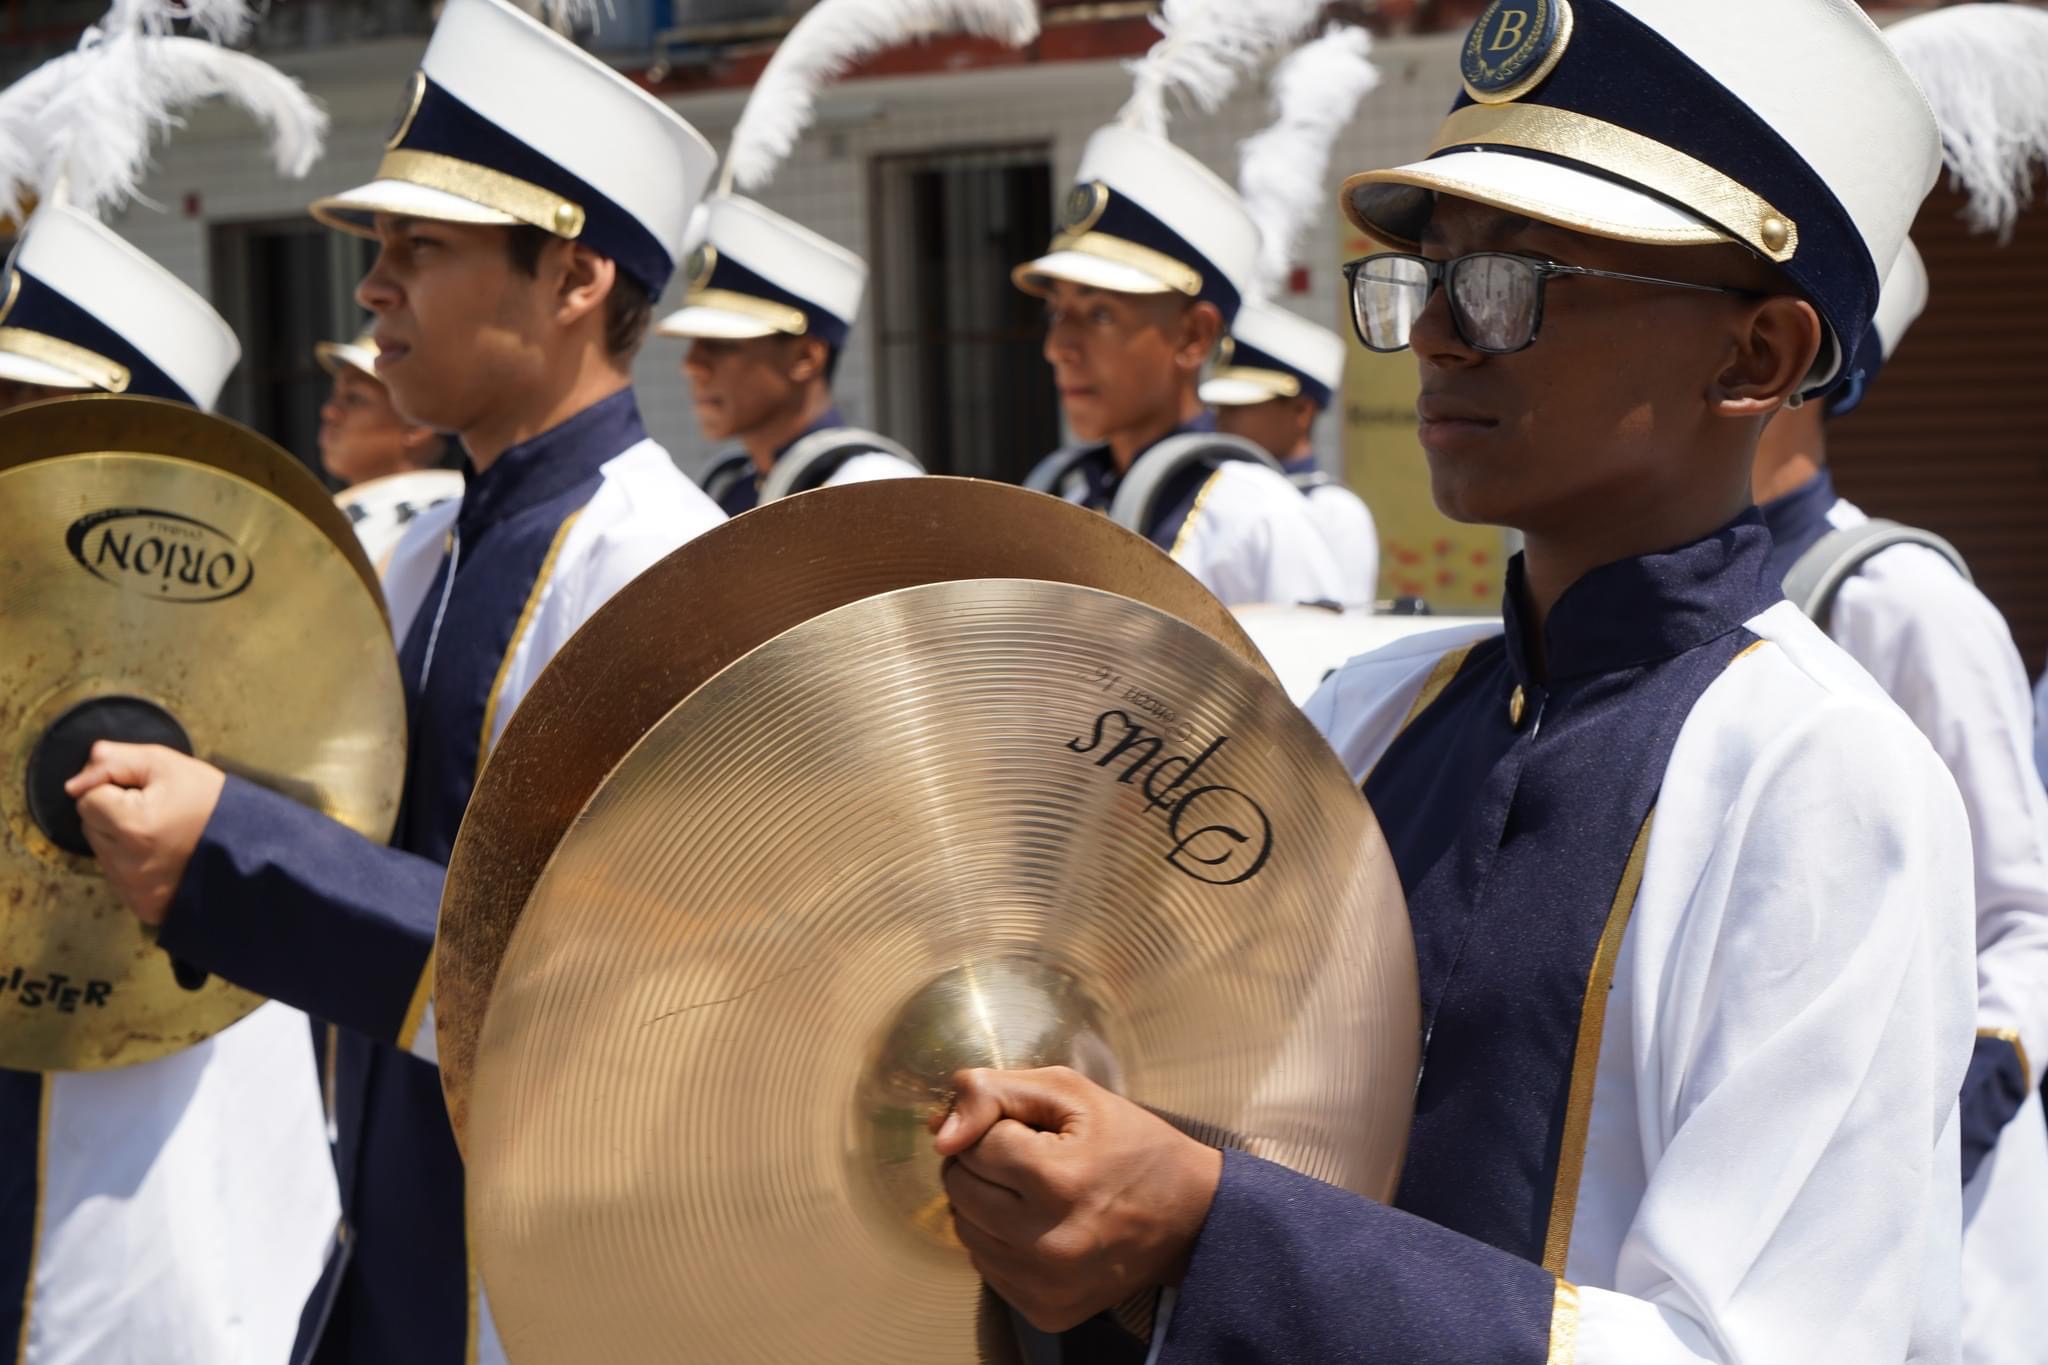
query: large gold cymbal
0 396 406 1069
1 393 387 615
464 579 1416 1364
435 477 1274 1145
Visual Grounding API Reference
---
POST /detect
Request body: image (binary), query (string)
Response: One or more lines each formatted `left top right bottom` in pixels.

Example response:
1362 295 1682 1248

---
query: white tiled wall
107 29 1462 477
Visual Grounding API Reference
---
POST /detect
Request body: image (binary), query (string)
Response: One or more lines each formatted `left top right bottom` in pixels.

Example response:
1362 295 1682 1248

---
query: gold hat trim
0 327 131 392
1344 102 1798 264
1208 365 1303 400
678 288 808 336
317 150 588 241
315 332 381 378
1015 230 1203 298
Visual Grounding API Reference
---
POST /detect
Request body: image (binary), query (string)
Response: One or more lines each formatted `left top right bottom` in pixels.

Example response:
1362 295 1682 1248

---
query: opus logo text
1066 707 1274 886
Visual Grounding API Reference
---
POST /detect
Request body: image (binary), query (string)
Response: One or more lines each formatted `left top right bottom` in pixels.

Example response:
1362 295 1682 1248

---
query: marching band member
1202 26 1382 609
316 325 463 565
1016 1 1342 608
935 3 1979 1361
1751 17 2048 1355
0 200 340 1365
65 0 724 1357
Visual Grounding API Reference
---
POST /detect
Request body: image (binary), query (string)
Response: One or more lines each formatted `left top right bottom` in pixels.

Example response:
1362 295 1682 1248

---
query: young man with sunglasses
63 0 724 1359
930 1 1979 1359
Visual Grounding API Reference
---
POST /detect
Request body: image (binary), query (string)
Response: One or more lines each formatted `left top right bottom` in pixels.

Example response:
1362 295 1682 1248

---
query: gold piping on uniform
1426 103 1799 263
1168 468 1227 560
1026 230 1204 297
326 150 588 240
477 507 585 782
1362 643 1477 789
0 327 131 393
1547 1278 1581 1365
680 288 808 336
1209 365 1303 399
15 1078 51 1364
1980 1027 2033 1087
1543 809 1655 1275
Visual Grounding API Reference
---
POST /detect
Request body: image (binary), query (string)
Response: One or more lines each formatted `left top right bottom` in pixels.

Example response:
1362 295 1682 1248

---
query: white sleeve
822 452 922 486
1173 464 1346 608
1830 546 2048 1080
1573 690 1977 1363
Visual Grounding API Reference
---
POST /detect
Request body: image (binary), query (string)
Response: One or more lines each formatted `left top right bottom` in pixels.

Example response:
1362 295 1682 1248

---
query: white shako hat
310 0 717 298
0 203 239 410
1201 299 1347 409
1827 238 1929 418
1014 124 1262 325
656 196 867 347
1341 0 1942 394
315 323 381 381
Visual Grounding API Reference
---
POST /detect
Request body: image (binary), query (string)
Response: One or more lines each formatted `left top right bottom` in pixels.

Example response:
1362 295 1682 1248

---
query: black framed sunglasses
1341 251 1760 356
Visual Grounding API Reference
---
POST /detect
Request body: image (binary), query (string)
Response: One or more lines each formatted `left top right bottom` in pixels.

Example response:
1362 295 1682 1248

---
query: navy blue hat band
0 270 192 403
695 251 851 349
389 77 674 298
1433 0 1875 382
1223 337 1333 409
1054 191 1242 322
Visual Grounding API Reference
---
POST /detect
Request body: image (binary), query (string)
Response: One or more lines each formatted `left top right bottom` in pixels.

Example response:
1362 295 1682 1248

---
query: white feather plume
1237 24 1377 293
725 0 1040 192
29 31 327 219
0 51 78 215
1887 2 2048 241
1116 0 1326 139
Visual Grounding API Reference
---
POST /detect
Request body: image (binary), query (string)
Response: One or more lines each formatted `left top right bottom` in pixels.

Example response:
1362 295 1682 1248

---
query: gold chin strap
680 289 808 336
1041 230 1204 296
322 149 589 240
1210 365 1303 399
1425 102 1799 262
0 327 130 392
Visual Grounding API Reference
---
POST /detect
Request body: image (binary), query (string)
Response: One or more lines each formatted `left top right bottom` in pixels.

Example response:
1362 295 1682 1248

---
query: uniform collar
1757 467 1840 583
1500 510 1780 685
774 405 844 463
456 387 645 537
1281 454 1316 478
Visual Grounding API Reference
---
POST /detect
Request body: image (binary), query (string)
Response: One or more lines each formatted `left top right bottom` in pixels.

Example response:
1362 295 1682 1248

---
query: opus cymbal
434 476 1275 1144
0 394 405 1070
462 578 1417 1364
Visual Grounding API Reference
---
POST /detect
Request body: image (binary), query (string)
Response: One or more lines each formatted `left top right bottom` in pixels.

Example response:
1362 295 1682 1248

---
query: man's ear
1292 395 1320 444
555 242 618 332
1177 300 1225 373
787 334 831 384
1711 294 1823 420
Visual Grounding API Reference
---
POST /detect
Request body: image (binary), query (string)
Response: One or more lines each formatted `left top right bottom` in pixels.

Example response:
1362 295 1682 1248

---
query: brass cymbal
0 397 407 1070
0 393 387 615
435 476 1274 1145
464 579 1416 1364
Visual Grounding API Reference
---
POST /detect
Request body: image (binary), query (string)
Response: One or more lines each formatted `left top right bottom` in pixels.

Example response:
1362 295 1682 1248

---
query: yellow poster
1337 227 1509 612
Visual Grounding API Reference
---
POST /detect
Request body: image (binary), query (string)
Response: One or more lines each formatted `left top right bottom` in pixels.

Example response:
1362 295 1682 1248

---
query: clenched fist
64 741 226 925
932 1065 1222 1333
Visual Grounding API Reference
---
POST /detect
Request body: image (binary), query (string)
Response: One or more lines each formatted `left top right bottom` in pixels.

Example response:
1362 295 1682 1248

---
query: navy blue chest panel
1759 468 1839 587
1055 415 1219 550
717 474 759 517
0 1071 45 1352
1362 516 1777 1269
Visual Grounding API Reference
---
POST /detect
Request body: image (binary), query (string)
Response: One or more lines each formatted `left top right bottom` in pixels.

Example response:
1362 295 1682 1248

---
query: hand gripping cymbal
461 579 1417 1364
0 394 404 1069
433 476 1274 1144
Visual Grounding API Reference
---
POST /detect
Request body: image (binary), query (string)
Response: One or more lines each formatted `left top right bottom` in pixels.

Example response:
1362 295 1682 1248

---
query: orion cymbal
464 578 1416 1364
1 393 387 613
434 476 1274 1145
0 395 406 1070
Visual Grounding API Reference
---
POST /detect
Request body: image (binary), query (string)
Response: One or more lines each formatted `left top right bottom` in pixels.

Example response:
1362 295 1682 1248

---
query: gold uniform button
1508 684 1527 730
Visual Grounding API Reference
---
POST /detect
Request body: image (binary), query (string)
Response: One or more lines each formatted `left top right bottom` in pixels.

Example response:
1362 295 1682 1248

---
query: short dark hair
504 225 653 364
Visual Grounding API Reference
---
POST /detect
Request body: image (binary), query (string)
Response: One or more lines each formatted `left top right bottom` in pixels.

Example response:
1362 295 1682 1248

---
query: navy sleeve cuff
160 774 444 1041
1960 1032 2029 1187
1160 1149 1558 1364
